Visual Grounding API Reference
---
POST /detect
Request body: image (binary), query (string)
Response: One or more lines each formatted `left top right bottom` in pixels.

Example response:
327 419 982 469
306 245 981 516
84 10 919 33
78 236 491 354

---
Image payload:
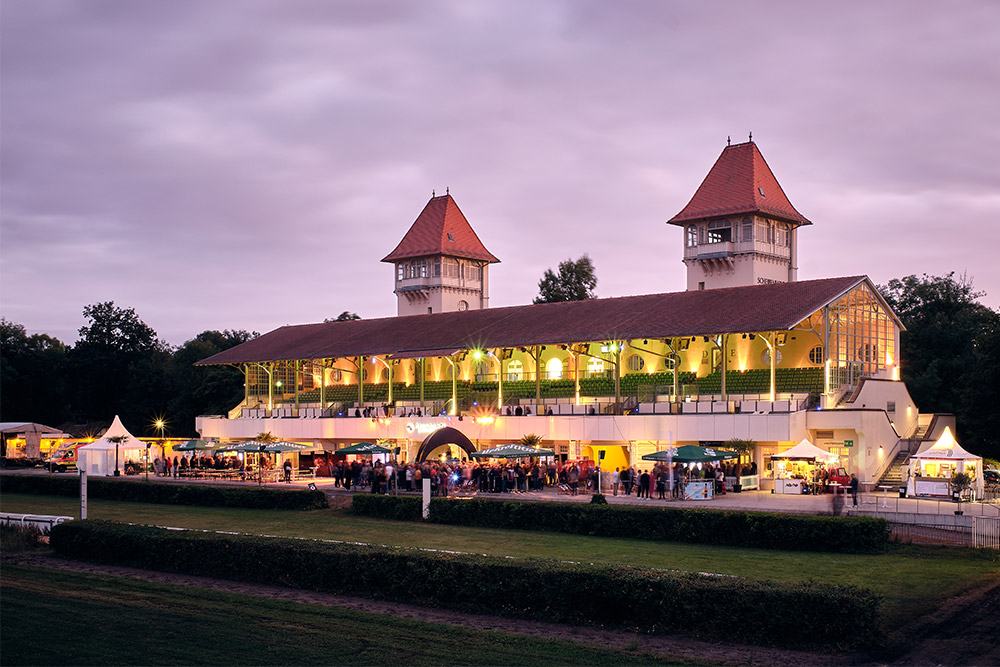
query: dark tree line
0 302 255 438
879 273 1000 460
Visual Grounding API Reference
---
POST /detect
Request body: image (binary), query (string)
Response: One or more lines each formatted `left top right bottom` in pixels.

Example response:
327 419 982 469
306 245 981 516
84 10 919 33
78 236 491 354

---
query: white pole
80 471 88 520
422 477 431 519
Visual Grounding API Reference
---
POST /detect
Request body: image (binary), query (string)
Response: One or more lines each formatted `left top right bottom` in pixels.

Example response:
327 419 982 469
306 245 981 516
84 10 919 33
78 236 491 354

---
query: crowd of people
124 453 259 478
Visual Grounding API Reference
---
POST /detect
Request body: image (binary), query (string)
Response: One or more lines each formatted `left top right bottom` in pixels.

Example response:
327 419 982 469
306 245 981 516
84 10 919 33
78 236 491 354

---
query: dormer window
447 233 454 241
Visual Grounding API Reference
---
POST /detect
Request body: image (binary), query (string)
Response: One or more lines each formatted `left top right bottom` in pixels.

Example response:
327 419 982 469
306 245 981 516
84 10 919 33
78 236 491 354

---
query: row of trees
1 302 252 438
879 273 999 460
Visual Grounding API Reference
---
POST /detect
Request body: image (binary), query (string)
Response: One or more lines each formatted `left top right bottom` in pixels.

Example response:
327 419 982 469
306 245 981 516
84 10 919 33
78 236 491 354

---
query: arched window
507 359 523 382
587 357 605 377
762 349 782 366
808 346 824 365
626 355 645 372
687 225 698 247
546 357 564 380
475 361 490 381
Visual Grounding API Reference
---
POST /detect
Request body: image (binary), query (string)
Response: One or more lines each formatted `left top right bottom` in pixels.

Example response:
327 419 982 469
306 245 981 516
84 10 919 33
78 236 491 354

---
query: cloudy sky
3 1 998 346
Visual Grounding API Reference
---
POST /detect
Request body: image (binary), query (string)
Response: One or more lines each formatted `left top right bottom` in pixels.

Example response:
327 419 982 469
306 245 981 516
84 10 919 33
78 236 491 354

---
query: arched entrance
415 427 477 462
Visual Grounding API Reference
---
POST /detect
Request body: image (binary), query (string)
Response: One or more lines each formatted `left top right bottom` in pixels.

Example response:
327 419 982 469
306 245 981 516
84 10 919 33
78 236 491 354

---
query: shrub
0 458 44 468
349 493 421 520
350 495 890 554
590 493 608 505
0 474 327 511
50 520 880 648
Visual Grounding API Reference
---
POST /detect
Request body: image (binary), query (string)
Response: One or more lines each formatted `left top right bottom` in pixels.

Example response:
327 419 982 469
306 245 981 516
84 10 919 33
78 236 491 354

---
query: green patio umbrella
336 442 393 454
469 443 556 458
175 439 222 451
642 445 736 463
229 440 311 453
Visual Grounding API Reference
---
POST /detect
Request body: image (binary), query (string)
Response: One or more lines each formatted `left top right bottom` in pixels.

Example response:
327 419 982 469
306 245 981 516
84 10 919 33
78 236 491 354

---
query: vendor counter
684 479 714 500
911 476 951 498
775 478 804 495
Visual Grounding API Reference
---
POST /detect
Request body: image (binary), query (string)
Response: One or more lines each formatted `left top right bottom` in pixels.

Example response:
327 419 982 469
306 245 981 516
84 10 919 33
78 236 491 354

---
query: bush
590 493 608 505
350 495 890 554
1 458 44 468
50 520 880 648
349 493 421 520
0 474 328 511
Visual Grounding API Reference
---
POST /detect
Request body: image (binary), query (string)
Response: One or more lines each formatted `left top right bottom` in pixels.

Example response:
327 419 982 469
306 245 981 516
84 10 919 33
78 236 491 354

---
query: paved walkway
7 469 998 518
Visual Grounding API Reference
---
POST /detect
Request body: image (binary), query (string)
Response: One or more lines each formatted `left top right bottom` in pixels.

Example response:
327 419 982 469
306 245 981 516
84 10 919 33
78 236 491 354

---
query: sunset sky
3 1 998 346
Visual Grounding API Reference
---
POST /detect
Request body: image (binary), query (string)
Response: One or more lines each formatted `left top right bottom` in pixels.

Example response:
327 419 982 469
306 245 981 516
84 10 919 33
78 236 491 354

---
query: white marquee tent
77 415 148 476
908 427 984 497
775 439 839 461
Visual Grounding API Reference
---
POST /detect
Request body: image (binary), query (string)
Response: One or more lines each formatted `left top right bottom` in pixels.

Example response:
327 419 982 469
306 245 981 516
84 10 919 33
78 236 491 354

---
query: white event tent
908 427 984 498
77 415 148 476
776 439 839 461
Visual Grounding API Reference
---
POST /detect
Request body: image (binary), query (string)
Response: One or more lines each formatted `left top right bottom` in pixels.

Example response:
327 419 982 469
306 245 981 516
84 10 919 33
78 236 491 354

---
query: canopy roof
668 141 811 227
642 445 737 462
0 422 66 436
913 428 981 461
77 416 146 452
774 439 838 461
336 442 393 454
198 276 880 366
469 443 556 458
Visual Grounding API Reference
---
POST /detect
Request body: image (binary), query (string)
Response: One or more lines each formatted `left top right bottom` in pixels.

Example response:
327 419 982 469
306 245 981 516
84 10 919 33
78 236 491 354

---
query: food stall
907 428 984 499
771 439 838 494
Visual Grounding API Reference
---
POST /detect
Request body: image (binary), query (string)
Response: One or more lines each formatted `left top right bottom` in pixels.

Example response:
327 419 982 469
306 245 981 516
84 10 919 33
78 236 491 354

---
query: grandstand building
196 141 946 485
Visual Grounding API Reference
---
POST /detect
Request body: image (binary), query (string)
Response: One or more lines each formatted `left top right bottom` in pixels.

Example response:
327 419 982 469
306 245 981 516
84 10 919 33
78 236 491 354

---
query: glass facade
825 282 898 392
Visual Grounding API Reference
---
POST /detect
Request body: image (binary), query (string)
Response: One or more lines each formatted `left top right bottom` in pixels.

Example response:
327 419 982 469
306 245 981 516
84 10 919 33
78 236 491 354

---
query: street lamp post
145 442 151 482
155 419 166 459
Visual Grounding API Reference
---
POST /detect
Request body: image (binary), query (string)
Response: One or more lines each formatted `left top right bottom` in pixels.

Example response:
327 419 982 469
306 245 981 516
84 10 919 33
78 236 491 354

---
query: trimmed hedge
50 520 880 648
351 495 890 554
0 474 328 511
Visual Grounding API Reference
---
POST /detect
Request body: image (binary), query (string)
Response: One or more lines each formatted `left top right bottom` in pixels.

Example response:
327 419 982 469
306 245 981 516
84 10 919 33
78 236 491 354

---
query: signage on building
844 439 854 448
405 421 449 434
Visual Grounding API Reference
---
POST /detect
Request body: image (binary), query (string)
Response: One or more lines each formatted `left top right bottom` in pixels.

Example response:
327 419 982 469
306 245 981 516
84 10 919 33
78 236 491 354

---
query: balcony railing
684 240 791 261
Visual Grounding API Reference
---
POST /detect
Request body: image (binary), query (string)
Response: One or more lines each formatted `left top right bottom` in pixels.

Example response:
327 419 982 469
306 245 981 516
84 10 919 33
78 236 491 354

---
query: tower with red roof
668 141 811 291
382 193 500 316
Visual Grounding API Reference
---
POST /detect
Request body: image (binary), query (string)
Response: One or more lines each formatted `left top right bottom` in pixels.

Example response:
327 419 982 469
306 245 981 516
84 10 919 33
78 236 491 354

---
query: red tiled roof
381 194 500 263
668 142 811 226
197 276 875 365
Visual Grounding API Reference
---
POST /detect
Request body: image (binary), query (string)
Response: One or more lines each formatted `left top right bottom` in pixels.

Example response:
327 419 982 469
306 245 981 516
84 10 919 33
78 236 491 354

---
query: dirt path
4 551 854 667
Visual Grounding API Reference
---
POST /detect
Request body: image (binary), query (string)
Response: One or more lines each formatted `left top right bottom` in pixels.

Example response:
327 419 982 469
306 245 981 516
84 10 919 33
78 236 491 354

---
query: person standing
612 467 620 496
850 473 859 507
283 458 293 483
639 470 650 499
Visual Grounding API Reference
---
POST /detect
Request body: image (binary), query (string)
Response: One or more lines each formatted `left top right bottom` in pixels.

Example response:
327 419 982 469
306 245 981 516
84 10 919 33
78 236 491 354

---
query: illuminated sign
405 421 449 434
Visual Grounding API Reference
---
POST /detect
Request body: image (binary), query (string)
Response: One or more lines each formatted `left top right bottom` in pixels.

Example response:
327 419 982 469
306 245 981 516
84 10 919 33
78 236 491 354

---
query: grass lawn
1 563 700 666
3 492 997 628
